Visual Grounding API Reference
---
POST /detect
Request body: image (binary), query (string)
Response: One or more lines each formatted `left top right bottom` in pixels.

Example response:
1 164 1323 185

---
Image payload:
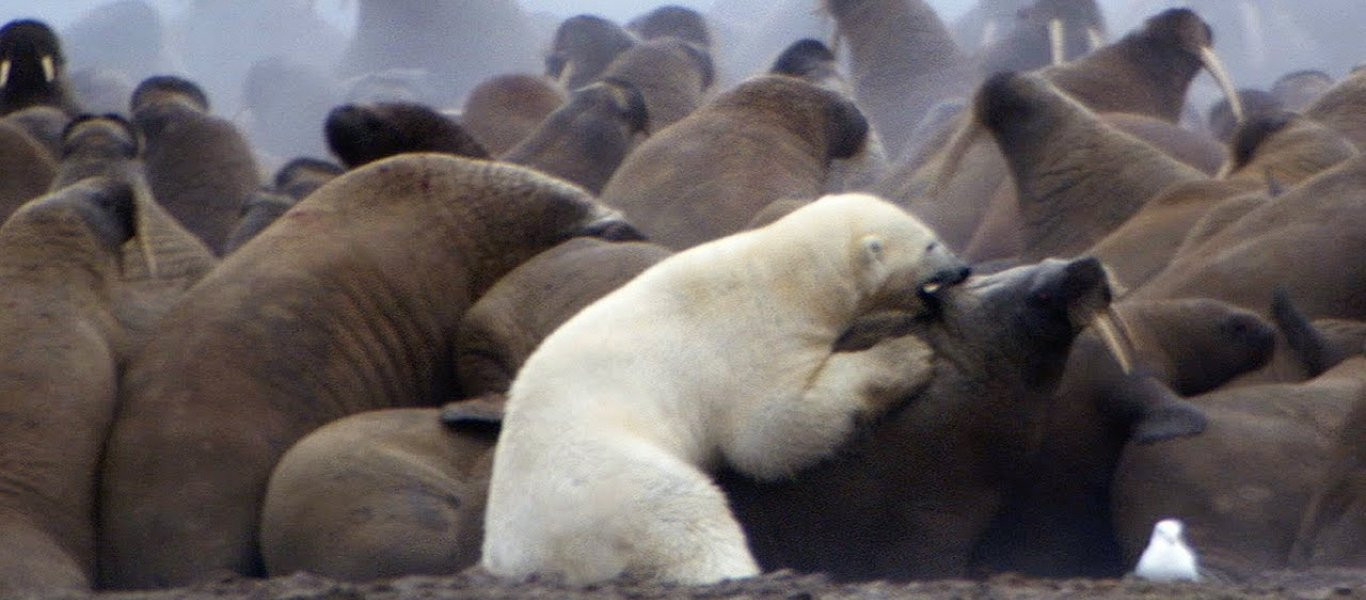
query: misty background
1 1 980 31
5 0 1359 169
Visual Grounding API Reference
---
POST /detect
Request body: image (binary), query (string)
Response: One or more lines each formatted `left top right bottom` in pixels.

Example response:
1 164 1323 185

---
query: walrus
1133 153 1366 322
977 0 1107 76
1207 88 1282 143
96 154 640 589
599 74 869 250
1223 110 1358 184
459 74 566 156
974 71 1205 260
0 178 132 595
0 19 79 115
1271 69 1335 112
3 104 68 157
261 407 499 582
1110 354 1366 581
501 79 649 194
821 0 973 158
0 148 217 596
596 37 713 132
768 38 889 193
48 111 218 347
1041 8 1243 123
0 118 56 220
221 158 345 254
1303 68 1366 151
626 4 712 48
880 8 1243 255
324 101 489 169
259 239 670 582
454 237 671 399
50 113 139 188
131 75 261 255
971 296 1275 577
546 14 637 91
272 156 344 201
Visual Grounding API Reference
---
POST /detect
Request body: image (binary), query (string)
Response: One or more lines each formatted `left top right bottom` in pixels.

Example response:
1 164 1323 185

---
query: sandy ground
32 567 1365 599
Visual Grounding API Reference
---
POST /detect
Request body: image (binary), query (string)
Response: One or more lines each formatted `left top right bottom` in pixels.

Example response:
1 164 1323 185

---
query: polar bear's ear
860 234 885 265
858 235 889 289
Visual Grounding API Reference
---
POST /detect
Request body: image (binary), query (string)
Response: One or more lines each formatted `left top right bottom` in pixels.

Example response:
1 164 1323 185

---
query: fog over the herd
3 0 1361 167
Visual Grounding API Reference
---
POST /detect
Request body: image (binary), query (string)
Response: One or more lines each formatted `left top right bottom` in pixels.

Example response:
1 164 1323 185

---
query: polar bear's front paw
850 331 936 417
833 311 920 353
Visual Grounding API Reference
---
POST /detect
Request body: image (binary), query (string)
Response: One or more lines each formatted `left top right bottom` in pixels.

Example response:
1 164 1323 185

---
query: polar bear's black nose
923 263 971 293
946 265 971 285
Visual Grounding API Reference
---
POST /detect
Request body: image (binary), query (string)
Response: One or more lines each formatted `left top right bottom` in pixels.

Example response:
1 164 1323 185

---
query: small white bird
1133 518 1201 582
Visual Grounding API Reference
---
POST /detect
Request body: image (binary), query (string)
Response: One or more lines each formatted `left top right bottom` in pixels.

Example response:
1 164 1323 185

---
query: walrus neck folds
1115 35 1203 122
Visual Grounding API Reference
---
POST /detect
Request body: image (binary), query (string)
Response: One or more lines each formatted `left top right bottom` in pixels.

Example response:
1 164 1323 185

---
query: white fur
481 193 961 585
1134 518 1201 582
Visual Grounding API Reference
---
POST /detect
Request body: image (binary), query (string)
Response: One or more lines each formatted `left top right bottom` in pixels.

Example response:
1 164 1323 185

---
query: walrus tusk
555 61 577 89
1086 27 1105 52
1214 159 1234 180
927 115 982 200
0 60 10 88
1092 306 1139 374
1201 46 1244 123
40 55 54 83
1049 18 1066 65
138 232 158 278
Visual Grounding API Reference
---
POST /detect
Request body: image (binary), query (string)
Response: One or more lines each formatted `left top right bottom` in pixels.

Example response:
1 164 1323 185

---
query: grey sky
0 1 981 32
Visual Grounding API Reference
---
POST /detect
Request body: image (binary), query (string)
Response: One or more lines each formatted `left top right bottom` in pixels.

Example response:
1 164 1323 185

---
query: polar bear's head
775 193 969 316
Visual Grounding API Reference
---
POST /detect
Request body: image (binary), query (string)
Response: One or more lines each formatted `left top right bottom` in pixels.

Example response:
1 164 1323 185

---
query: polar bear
481 192 969 585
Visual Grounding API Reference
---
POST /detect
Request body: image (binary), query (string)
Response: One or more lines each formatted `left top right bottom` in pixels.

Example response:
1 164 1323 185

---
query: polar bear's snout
915 242 971 299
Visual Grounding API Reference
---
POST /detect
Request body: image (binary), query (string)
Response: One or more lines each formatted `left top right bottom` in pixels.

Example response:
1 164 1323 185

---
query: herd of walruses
0 0 1362 595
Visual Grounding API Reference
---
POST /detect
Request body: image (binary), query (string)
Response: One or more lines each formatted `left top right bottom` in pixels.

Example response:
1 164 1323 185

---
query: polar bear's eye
926 241 939 252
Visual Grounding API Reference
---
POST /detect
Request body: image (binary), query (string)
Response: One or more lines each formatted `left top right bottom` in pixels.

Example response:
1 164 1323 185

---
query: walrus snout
33 177 138 251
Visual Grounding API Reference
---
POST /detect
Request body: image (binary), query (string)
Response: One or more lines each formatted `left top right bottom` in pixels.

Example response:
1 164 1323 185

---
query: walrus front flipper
1272 287 1366 378
1107 370 1207 445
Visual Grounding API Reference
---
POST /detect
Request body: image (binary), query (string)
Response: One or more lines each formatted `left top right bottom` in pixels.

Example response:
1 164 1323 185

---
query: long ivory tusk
1201 45 1244 123
1214 158 1234 180
0 60 10 88
927 114 983 200
1049 18 1066 65
1086 27 1105 52
555 61 576 89
1092 306 1139 375
40 55 55 83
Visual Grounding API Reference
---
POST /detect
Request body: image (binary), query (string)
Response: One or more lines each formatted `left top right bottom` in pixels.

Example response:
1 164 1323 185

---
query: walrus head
129 74 209 114
60 113 140 161
1133 9 1244 122
0 19 64 93
3 177 137 263
325 101 490 168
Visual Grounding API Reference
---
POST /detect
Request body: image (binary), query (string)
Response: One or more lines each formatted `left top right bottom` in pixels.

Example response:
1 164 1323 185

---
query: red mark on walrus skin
280 208 325 228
